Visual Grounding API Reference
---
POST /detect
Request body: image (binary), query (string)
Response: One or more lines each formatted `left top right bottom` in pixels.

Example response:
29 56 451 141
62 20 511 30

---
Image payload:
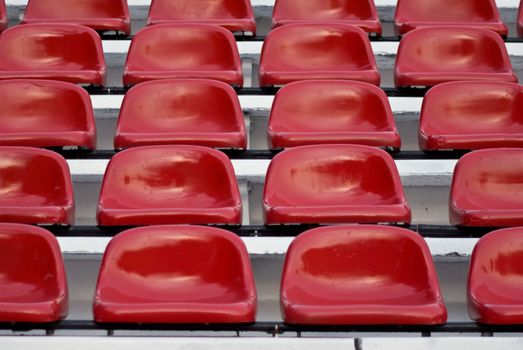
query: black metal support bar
2 320 523 335
84 86 431 97
47 224 497 238
57 149 467 160
238 87 431 98
99 33 523 44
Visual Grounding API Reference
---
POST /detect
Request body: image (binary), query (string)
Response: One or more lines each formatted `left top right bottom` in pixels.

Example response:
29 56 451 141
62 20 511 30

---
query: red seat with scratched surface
97 145 242 226
22 0 131 35
263 144 411 225
259 23 380 87
272 0 381 36
0 223 68 323
281 225 447 325
394 0 507 36
395 27 516 88
0 79 96 150
147 0 255 35
123 24 243 87
93 225 256 323
115 79 246 150
0 24 106 86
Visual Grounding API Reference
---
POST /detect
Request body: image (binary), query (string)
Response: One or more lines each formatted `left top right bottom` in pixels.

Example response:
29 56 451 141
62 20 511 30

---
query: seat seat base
97 207 242 226
123 70 243 88
94 301 255 324
265 204 411 225
284 303 447 325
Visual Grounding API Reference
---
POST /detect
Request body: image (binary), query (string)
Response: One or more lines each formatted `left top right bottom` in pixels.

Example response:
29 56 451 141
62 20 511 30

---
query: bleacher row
2 144 522 226
1 0 523 337
3 0 523 37
2 221 522 326
0 21 519 88
3 78 523 151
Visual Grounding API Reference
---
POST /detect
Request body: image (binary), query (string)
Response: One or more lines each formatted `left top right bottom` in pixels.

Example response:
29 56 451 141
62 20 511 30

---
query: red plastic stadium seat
97 145 241 226
259 24 380 87
0 80 96 150
272 0 381 36
268 80 400 150
420 82 523 151
468 227 523 324
450 148 523 227
0 223 68 323
0 0 6 32
519 1 523 38
115 79 246 150
395 27 516 88
0 24 106 86
394 0 507 36
147 0 255 35
263 145 411 225
123 24 242 87
22 0 131 35
281 225 447 325
0 147 74 225
93 225 256 323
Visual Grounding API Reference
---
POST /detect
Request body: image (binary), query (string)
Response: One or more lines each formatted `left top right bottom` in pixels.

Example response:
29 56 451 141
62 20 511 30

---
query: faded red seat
22 0 131 35
93 225 256 323
420 81 523 151
0 0 6 32
469 227 523 324
115 79 246 150
519 1 523 38
0 223 68 323
395 27 516 88
281 225 447 325
272 0 381 36
259 23 379 87
394 0 507 36
263 144 411 225
0 79 96 150
0 147 74 225
0 24 106 86
147 0 255 35
450 148 523 227
268 80 400 150
97 145 241 226
124 24 242 87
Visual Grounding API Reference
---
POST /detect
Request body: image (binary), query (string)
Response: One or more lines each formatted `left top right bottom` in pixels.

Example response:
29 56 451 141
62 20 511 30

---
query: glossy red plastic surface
519 1 523 38
395 27 517 88
0 24 106 85
0 79 96 149
22 0 131 34
147 0 255 34
394 0 507 36
0 223 68 322
450 148 523 227
124 24 243 87
268 80 400 149
259 23 380 87
281 225 447 325
419 82 523 151
0 0 6 32
468 228 523 324
115 79 246 150
97 145 241 226
0 147 74 225
263 144 411 225
93 225 256 323
272 0 381 35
